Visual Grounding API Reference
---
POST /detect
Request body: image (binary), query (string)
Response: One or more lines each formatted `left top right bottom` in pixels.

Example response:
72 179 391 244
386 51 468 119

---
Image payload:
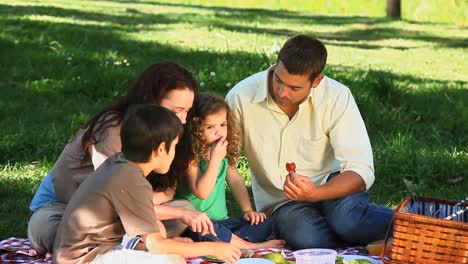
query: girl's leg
27 202 67 255
220 218 273 243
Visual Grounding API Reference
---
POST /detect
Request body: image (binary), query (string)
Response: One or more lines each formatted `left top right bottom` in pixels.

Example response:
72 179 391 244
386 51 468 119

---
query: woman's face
159 88 195 124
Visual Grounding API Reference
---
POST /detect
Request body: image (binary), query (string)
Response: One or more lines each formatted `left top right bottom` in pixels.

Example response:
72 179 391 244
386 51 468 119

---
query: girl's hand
243 211 267 225
210 136 228 162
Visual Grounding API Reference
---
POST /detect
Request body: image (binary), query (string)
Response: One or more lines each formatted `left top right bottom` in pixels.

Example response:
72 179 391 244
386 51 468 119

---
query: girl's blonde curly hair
187 92 241 166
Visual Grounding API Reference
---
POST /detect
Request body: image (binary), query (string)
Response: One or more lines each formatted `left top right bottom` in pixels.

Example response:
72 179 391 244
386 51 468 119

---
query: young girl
175 93 284 249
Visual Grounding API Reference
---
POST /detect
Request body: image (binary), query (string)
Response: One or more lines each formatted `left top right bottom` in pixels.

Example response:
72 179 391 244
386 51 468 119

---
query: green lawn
0 0 467 240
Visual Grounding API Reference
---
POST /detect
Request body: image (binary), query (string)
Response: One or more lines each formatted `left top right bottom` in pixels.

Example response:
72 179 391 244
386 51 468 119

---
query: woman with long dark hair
28 62 214 256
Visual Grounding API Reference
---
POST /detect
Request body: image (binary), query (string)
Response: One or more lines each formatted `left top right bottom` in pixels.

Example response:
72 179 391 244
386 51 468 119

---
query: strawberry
285 162 296 173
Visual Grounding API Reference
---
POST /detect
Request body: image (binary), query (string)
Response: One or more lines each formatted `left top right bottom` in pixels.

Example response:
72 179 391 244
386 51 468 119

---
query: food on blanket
365 239 392 256
202 255 224 263
342 259 372 264
242 249 255 258
285 162 296 173
263 252 286 264
336 255 344 263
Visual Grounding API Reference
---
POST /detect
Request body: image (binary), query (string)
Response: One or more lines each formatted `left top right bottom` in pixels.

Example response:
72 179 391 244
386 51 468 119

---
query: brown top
53 153 159 264
52 117 122 203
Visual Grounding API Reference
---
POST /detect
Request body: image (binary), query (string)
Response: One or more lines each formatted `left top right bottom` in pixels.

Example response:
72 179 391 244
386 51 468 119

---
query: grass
0 0 467 240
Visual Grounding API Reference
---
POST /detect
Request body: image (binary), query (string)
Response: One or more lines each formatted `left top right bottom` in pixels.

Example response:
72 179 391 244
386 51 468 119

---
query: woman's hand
181 209 216 236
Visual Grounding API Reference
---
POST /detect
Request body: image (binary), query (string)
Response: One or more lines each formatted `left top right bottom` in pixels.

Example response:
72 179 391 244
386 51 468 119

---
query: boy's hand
181 210 217 236
243 211 267 225
210 136 228 162
211 242 241 264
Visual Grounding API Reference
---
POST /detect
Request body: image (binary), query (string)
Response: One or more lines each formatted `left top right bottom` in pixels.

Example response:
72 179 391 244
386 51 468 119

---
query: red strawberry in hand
286 162 296 173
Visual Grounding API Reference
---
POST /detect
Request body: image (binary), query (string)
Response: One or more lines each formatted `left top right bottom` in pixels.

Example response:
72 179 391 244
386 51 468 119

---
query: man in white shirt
226 35 393 249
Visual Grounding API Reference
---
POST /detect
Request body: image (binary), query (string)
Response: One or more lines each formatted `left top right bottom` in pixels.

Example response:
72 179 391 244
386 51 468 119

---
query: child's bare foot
254 239 285 249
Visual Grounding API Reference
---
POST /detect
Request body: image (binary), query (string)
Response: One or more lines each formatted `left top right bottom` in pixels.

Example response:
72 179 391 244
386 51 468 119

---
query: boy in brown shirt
53 104 241 264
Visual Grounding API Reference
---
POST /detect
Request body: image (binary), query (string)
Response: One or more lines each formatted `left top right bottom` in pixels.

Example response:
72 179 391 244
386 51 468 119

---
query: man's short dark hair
277 34 327 82
121 104 183 162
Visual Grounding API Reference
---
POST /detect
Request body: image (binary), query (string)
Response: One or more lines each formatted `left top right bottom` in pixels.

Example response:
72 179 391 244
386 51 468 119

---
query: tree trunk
387 0 401 18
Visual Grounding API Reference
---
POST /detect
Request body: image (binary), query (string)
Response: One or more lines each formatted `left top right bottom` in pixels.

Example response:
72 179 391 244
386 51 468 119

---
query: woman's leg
27 202 67 255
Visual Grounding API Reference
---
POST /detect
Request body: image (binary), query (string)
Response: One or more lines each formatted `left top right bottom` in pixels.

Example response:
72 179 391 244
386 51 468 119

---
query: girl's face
159 88 195 124
201 108 228 145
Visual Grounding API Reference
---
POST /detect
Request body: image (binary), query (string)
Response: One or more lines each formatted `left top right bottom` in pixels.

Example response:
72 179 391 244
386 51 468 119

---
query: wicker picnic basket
382 196 468 264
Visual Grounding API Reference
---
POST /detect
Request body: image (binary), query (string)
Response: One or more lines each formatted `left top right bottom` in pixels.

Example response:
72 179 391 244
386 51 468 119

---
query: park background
0 0 467 239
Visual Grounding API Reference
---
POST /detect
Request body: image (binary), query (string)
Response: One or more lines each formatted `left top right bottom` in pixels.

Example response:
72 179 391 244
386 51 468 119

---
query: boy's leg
220 218 273 243
27 202 67 255
322 191 394 245
160 199 194 237
271 201 343 250
91 248 184 264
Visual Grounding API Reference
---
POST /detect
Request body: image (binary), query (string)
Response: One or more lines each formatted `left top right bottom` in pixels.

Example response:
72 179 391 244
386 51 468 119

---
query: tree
387 0 401 18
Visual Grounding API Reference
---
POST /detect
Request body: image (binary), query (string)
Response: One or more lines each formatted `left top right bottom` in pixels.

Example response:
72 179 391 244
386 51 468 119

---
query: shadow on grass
2 3 466 50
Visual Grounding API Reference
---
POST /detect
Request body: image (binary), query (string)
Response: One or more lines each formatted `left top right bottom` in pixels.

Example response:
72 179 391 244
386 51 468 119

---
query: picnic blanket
0 237 383 263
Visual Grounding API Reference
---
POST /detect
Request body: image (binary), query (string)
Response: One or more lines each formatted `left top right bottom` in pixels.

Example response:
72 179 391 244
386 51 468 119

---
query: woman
28 61 214 256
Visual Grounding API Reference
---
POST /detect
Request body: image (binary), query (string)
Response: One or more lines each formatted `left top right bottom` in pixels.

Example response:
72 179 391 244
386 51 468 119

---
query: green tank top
175 158 229 220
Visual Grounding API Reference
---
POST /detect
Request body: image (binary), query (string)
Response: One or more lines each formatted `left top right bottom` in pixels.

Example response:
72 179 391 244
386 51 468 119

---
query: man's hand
283 172 321 202
181 209 216 236
243 211 267 225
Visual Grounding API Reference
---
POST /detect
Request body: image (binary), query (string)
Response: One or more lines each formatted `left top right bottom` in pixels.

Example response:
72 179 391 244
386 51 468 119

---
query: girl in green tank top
175 93 285 249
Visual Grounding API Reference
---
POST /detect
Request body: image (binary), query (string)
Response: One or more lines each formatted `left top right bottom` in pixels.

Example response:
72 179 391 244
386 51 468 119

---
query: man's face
270 61 312 108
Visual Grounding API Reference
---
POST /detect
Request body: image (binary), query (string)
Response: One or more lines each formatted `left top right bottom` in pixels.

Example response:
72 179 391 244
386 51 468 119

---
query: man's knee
281 223 340 250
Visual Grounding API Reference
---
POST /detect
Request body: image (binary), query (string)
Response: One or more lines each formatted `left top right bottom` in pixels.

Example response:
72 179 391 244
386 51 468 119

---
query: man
226 35 393 249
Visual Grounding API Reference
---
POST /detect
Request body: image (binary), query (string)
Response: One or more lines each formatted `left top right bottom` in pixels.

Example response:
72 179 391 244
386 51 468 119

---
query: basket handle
381 196 413 264
380 214 394 264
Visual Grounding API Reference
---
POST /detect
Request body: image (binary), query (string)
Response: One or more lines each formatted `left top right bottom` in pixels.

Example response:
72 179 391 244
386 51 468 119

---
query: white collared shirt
226 65 375 213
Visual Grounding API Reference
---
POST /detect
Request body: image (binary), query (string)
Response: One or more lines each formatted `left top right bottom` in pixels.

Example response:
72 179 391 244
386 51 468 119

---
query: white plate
235 258 275 264
339 255 379 264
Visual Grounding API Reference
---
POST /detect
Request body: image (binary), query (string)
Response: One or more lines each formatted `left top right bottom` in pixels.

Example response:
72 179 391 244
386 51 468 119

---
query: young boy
53 104 241 264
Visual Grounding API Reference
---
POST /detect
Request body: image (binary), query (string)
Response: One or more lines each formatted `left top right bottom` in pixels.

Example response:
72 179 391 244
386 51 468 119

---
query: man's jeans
271 173 393 250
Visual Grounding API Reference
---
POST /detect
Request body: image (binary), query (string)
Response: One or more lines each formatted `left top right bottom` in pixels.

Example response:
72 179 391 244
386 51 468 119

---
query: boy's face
154 136 179 174
201 109 228 145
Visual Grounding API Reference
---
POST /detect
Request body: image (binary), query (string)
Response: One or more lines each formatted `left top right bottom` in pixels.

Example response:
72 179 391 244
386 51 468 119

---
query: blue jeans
271 173 393 249
182 217 272 243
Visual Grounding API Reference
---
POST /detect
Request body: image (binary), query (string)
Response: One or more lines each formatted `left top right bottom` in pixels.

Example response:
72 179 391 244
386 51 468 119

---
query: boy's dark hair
120 104 183 162
80 61 197 162
277 34 328 82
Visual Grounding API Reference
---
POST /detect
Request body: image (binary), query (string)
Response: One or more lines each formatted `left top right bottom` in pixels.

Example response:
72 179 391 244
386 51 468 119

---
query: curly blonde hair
187 92 241 166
